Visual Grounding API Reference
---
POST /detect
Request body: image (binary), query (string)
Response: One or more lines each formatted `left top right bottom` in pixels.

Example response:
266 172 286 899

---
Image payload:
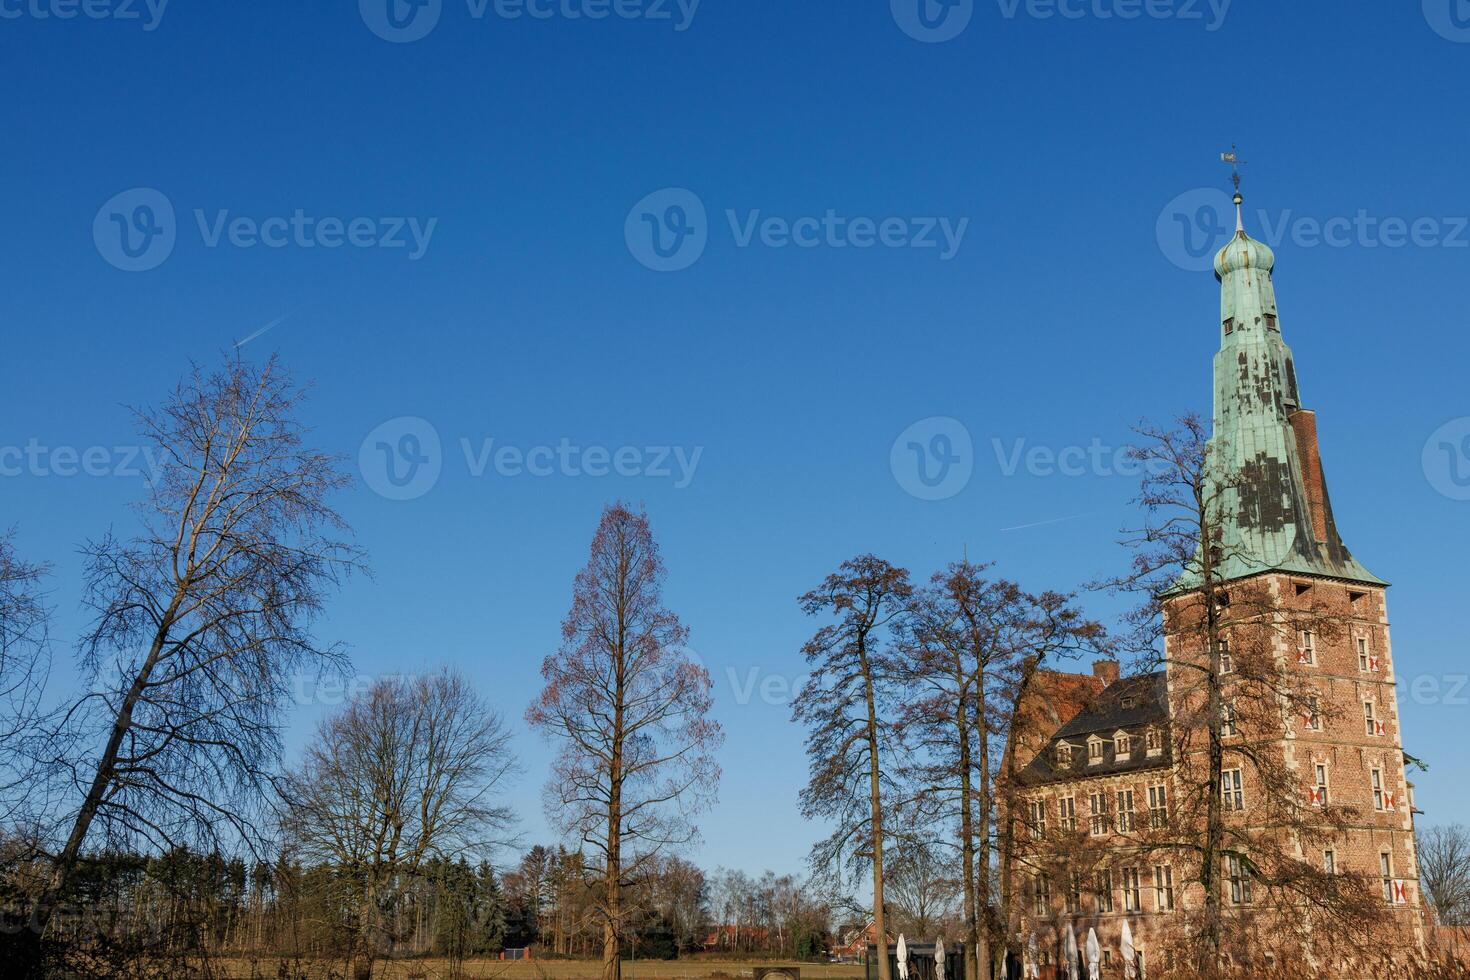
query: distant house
701 924 771 952
831 922 892 962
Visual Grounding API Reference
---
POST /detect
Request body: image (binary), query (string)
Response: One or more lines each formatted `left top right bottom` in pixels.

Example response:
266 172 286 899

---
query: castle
1000 196 1426 976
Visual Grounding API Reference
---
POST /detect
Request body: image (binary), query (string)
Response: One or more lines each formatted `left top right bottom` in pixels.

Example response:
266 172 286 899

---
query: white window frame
1227 854 1253 905
1153 865 1175 911
1299 629 1316 665
1223 768 1245 811
1148 783 1168 828
1058 795 1077 833
1122 866 1141 912
1116 789 1135 832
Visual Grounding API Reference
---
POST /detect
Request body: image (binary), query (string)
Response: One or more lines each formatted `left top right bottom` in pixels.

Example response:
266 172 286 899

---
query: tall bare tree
527 502 722 980
284 669 518 977
792 554 912 980
1419 824 1470 927
26 354 361 971
907 563 1105 977
0 532 50 831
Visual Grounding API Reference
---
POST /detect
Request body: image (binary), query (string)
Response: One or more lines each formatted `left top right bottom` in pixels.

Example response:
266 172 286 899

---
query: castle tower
1174 193 1426 960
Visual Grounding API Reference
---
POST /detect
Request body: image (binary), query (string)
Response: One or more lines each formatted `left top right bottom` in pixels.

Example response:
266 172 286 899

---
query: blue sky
3 1 1470 878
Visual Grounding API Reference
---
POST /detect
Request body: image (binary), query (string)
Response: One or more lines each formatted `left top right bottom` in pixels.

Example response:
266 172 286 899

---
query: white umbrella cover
897 934 909 980
1120 919 1136 980
1085 928 1100 980
1064 924 1079 980
934 938 946 980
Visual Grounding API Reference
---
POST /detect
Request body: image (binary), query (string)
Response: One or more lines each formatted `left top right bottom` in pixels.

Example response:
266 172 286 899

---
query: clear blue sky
4 2 1470 878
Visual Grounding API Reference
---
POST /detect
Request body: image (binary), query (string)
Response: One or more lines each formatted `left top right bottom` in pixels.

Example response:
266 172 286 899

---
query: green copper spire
1203 193 1383 586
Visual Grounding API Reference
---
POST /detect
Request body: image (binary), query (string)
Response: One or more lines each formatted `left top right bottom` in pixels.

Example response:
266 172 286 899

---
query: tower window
1265 313 1279 330
1223 317 1235 335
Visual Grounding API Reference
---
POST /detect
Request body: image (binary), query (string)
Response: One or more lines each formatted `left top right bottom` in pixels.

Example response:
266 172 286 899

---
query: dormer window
1056 742 1073 768
1088 737 1105 765
1114 732 1132 761
1146 728 1163 756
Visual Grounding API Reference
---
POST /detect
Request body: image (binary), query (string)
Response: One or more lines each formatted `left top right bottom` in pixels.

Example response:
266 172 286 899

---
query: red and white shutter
1392 880 1409 905
1374 720 1387 737
1308 787 1324 806
1297 649 1313 665
1368 656 1381 672
1383 789 1397 812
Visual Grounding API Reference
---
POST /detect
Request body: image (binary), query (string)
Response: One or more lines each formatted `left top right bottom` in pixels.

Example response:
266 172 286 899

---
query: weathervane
1221 143 1246 231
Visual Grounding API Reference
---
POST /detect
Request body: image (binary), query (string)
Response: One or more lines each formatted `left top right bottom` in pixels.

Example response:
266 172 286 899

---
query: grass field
215 958 866 980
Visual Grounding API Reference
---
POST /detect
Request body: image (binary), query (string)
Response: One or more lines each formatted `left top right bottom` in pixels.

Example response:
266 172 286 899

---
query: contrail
235 310 294 348
998 512 1094 533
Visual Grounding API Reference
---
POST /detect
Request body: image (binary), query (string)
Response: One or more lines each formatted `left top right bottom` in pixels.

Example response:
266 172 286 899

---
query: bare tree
792 554 913 980
27 354 362 968
884 838 961 938
527 502 722 980
0 532 51 830
1419 824 1470 926
906 564 1104 976
284 669 518 977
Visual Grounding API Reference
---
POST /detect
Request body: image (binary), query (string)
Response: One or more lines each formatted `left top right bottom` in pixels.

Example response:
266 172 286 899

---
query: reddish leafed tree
527 503 722 980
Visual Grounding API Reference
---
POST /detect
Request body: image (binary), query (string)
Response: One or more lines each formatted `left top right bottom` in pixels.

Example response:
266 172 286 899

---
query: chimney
1288 409 1330 545
1092 660 1120 686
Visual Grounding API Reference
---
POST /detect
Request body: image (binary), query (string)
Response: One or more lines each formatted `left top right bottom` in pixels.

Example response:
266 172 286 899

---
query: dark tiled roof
1018 671 1171 786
